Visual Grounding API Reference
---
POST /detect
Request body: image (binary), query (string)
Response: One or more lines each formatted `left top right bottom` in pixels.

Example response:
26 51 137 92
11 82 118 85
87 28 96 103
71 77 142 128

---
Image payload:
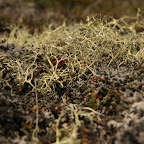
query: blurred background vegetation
0 0 144 30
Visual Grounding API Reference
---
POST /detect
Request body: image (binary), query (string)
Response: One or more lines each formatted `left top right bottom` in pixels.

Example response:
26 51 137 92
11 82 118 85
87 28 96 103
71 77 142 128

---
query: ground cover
0 0 144 144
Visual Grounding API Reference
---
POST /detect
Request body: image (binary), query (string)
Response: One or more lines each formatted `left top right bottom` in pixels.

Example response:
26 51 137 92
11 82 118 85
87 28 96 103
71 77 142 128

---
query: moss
88 99 100 110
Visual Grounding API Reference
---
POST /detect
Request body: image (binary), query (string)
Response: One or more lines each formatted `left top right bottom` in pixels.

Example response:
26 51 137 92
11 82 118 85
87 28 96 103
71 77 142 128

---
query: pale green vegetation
0 11 144 143
1 12 144 95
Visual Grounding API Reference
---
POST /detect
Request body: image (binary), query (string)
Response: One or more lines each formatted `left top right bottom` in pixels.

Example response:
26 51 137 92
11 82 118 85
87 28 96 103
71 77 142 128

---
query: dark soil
0 0 144 144
0 42 144 143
